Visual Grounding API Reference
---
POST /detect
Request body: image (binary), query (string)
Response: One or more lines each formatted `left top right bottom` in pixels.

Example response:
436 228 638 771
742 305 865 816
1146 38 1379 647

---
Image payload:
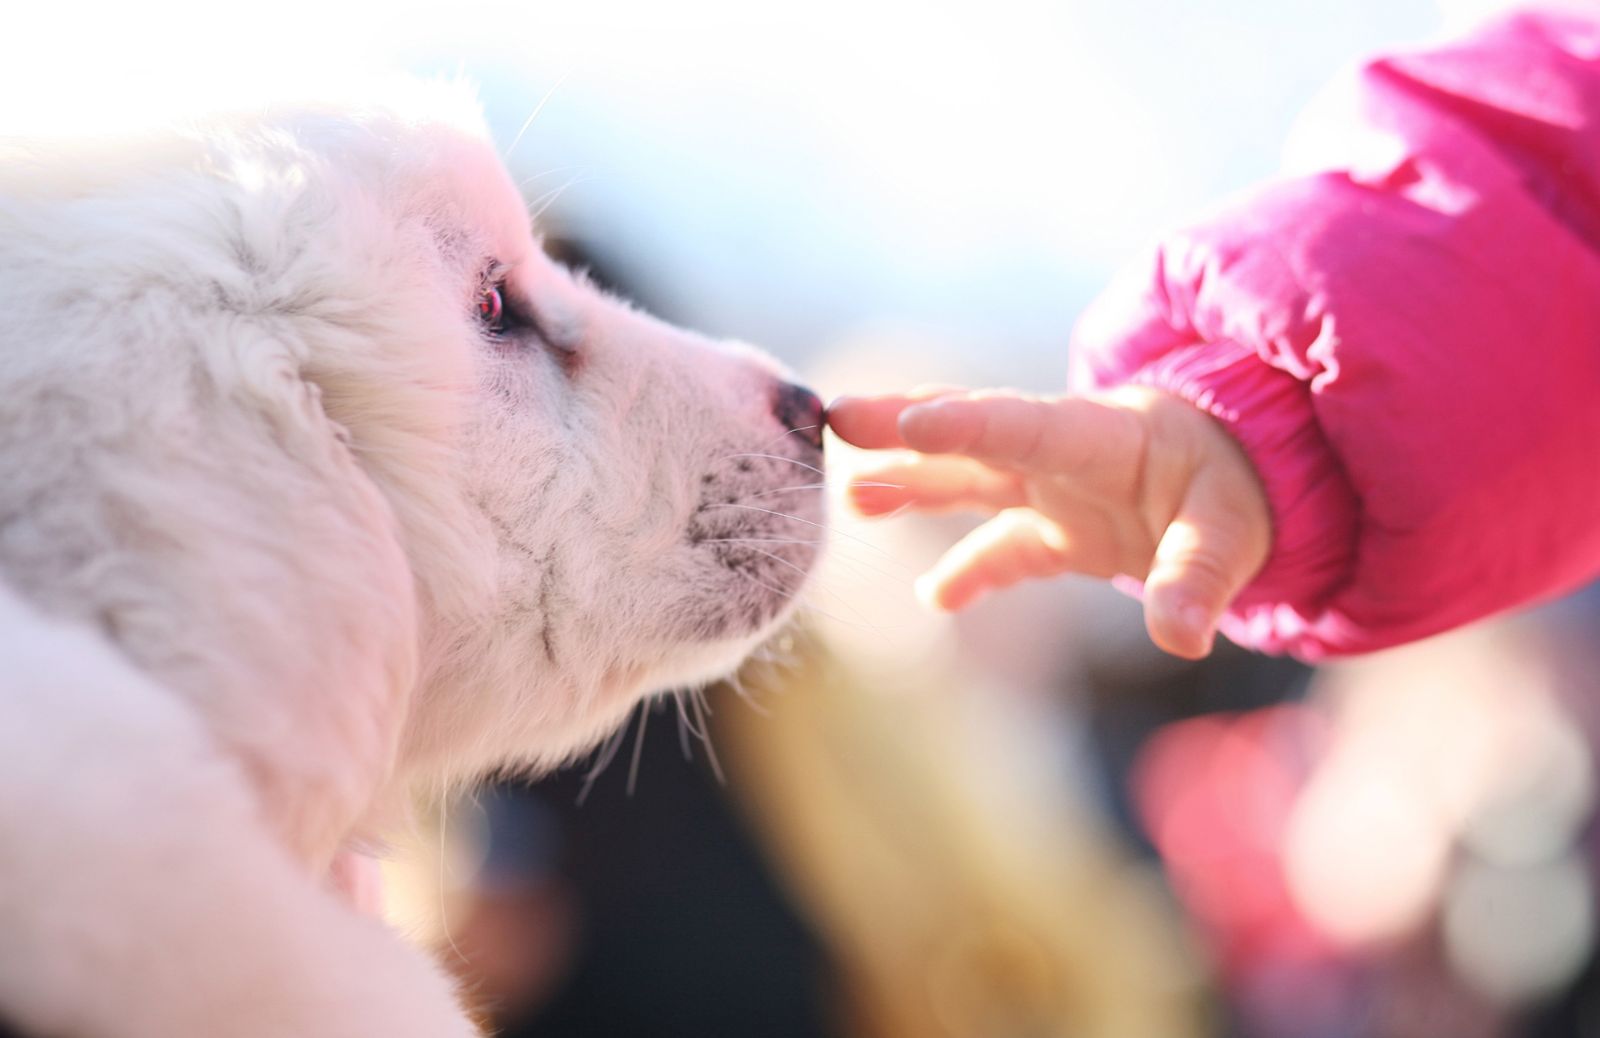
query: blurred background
12 0 1600 1034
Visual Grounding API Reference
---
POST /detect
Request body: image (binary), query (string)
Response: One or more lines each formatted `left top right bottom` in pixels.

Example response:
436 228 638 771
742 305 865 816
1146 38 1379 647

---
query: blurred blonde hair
721 641 1207 1038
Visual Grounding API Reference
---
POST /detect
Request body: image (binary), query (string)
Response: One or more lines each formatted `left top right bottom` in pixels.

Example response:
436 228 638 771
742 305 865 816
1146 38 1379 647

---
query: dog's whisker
676 688 709 743
690 689 724 785
749 423 824 455
705 502 913 571
721 452 824 476
516 163 590 191
527 173 592 223
795 600 911 634
704 502 825 526
706 538 916 582
747 483 829 498
734 544 814 582
729 566 885 633
674 691 696 760
728 565 891 634
804 542 914 587
626 698 651 797
867 500 919 521
700 536 824 546
736 545 890 632
748 481 902 500
502 71 572 161
577 719 630 806
725 672 772 717
727 566 803 606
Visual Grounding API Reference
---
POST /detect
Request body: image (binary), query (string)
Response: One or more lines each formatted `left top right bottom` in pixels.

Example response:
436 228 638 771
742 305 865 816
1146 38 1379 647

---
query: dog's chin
544 621 788 766
641 610 797 695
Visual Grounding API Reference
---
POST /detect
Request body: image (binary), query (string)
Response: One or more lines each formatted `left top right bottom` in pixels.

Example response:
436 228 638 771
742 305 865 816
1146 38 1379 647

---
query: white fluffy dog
0 82 825 1037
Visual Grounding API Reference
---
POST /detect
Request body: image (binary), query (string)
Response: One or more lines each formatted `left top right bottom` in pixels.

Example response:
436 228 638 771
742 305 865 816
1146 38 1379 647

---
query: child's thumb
1141 467 1270 658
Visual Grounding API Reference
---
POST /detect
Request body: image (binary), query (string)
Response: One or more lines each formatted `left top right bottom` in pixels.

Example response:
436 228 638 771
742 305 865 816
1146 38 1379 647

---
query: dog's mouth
686 427 827 639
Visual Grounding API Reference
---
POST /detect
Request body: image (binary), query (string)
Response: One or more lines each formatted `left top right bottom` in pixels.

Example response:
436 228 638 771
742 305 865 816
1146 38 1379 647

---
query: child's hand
826 387 1271 658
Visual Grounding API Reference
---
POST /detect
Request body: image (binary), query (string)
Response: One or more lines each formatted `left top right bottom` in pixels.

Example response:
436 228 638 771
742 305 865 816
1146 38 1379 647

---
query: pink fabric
1071 10 1600 658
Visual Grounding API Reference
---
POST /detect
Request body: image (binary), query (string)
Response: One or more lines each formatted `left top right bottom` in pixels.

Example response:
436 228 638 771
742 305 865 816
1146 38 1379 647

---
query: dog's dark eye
473 268 580 375
477 283 506 334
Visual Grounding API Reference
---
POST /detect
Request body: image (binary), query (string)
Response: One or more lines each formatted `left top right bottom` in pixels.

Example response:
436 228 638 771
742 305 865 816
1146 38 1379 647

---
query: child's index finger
824 395 911 448
898 393 1139 473
825 385 967 450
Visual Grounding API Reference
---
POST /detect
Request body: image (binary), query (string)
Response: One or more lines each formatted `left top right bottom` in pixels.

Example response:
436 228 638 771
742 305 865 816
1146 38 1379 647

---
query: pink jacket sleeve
1070 10 1600 659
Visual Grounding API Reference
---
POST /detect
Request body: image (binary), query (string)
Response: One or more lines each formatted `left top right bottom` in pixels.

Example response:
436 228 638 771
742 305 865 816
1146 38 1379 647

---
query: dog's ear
282 319 497 628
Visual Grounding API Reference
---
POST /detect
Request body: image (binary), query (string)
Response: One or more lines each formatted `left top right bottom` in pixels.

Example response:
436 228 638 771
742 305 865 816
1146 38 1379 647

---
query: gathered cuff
1127 340 1360 652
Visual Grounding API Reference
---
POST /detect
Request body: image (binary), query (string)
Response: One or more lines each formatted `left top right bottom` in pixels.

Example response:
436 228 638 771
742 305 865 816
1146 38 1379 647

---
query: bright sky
4 0 1459 380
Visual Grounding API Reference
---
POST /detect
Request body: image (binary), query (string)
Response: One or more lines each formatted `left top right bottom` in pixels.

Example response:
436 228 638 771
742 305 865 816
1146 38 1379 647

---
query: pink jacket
1071 9 1600 659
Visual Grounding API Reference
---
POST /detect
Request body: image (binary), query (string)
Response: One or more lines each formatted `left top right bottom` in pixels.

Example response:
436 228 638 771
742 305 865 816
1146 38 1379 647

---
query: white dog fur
0 81 825 1036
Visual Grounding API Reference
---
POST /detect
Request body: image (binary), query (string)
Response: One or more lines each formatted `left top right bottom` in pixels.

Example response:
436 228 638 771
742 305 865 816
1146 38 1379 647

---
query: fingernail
1180 602 1216 654
914 572 961 610
899 400 957 444
901 399 948 419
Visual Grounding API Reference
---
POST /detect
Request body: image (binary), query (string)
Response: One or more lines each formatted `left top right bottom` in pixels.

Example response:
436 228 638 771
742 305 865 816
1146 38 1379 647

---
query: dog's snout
772 381 825 452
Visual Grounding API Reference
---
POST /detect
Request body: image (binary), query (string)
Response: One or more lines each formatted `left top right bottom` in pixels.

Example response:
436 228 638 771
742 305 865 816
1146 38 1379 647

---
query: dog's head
289 87 830 775
0 82 826 786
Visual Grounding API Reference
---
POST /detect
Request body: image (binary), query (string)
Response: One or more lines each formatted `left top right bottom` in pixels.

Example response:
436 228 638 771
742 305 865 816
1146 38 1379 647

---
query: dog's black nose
773 381 826 452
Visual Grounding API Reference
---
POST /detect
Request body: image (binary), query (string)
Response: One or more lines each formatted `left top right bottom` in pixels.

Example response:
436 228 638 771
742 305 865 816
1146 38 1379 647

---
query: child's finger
825 386 970 449
846 455 1027 516
897 394 1142 476
915 509 1104 611
1140 466 1272 659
